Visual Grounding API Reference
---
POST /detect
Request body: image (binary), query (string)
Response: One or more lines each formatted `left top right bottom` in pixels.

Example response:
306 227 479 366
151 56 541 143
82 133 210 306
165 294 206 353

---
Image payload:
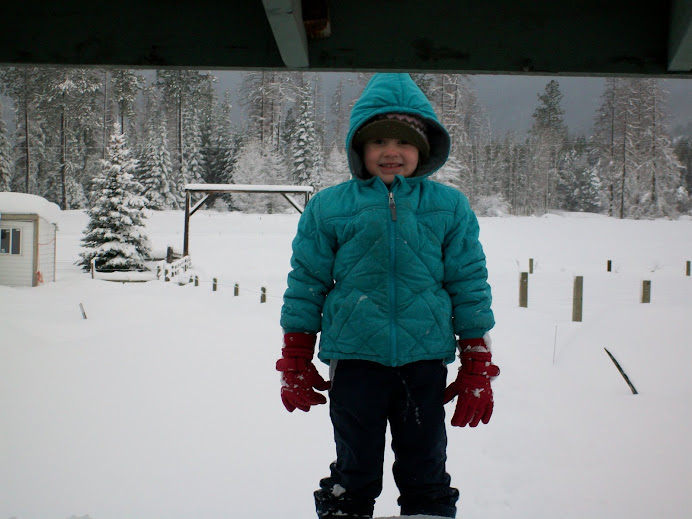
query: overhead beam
262 0 309 68
669 0 692 71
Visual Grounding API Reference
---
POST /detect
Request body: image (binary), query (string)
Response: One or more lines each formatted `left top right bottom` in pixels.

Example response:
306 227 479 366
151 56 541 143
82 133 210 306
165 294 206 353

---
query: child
277 73 498 519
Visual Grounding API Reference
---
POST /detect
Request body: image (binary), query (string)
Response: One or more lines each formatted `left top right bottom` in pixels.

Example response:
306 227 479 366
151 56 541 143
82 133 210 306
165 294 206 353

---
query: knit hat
352 112 430 159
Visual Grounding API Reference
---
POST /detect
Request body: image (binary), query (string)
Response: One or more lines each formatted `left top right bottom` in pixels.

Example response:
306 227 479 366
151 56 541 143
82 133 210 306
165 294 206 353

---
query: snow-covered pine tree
0 67 42 194
37 67 103 209
78 129 150 272
110 69 145 134
627 79 684 218
557 144 603 213
139 117 177 210
329 79 348 148
321 144 350 188
0 100 11 191
231 138 290 213
291 83 320 189
528 79 568 214
181 106 205 188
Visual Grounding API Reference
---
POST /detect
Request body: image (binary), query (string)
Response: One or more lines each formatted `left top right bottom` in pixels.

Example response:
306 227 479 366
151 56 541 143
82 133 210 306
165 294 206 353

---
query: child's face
362 138 419 185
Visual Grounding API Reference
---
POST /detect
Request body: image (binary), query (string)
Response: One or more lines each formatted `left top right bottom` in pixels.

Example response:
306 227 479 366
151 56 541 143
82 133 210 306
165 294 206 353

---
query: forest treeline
0 68 690 218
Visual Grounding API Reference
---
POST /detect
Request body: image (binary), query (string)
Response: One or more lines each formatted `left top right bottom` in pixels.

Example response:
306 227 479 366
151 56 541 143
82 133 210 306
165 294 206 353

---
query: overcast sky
214 71 692 139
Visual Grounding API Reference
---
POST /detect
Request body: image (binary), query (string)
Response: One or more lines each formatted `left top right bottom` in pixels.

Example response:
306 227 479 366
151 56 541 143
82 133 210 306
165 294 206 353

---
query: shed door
0 220 34 287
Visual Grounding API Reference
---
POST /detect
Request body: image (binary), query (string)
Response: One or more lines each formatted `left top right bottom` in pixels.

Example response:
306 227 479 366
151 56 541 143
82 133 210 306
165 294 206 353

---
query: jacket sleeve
442 193 495 339
280 195 337 334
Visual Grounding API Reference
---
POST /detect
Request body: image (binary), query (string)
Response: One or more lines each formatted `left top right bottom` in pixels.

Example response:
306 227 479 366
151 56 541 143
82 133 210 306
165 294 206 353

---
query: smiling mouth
379 163 403 169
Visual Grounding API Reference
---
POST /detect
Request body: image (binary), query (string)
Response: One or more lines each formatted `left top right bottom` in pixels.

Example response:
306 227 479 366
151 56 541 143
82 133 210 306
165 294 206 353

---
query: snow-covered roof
0 192 61 224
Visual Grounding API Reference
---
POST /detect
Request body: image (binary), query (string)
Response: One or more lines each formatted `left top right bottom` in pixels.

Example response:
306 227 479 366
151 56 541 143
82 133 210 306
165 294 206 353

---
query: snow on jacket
281 73 494 367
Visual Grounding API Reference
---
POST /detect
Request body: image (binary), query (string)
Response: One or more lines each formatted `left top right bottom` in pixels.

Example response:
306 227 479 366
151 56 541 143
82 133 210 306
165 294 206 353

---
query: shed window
0 228 22 255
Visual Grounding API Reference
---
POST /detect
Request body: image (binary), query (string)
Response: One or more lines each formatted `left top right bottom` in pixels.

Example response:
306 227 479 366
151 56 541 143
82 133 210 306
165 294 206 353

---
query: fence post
519 272 529 308
529 258 534 274
234 283 239 296
686 260 691 277
572 276 583 322
194 275 199 287
607 260 612 272
261 287 267 303
90 258 95 279
213 278 218 292
641 280 651 303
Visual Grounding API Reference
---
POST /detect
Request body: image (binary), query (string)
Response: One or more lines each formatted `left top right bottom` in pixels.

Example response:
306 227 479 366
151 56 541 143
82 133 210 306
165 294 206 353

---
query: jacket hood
346 73 451 181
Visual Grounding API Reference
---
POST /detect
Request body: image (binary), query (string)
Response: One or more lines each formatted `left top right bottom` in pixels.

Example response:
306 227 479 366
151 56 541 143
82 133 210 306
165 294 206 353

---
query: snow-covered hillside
1 210 691 519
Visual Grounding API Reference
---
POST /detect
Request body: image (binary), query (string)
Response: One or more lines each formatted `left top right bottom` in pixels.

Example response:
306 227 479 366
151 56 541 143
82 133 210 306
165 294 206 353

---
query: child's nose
383 142 399 154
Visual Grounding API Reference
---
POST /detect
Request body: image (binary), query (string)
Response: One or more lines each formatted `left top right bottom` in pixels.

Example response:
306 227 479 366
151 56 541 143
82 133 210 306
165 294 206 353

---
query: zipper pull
388 192 397 221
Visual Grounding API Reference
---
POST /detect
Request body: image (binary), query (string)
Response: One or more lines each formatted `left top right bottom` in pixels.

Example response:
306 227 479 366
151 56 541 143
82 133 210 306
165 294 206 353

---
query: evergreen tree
628 79 684 218
528 79 568 213
0 100 11 191
291 83 320 189
0 67 44 194
78 130 150 272
231 138 290 213
180 106 205 188
139 117 177 210
37 67 103 209
111 69 145 133
156 70 213 181
321 144 350 188
329 79 348 148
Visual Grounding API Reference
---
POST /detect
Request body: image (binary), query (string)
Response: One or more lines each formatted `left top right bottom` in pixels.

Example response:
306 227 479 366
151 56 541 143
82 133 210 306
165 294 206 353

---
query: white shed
0 192 61 287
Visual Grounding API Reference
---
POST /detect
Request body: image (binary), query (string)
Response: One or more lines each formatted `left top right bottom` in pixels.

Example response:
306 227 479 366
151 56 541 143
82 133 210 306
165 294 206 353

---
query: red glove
444 337 500 427
276 333 331 412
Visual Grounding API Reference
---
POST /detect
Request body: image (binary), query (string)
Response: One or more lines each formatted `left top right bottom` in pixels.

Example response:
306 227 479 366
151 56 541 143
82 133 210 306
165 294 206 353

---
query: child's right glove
276 332 331 412
444 336 500 427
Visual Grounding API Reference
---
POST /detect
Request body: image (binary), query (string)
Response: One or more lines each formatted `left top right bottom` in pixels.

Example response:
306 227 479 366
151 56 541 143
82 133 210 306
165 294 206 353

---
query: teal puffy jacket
281 73 494 367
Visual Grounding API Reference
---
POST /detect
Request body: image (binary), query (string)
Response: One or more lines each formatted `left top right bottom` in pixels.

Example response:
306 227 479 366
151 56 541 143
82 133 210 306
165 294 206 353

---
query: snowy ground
1 209 691 519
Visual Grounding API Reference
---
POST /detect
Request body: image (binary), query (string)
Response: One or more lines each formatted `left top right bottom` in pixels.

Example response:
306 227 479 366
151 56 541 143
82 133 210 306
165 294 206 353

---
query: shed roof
0 192 62 225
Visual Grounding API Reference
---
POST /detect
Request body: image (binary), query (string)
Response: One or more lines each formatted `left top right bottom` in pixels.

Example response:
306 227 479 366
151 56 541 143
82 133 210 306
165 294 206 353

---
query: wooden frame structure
183 183 314 256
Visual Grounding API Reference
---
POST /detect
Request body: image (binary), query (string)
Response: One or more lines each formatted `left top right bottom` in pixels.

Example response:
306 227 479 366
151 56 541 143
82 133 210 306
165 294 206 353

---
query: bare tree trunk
620 111 627 219
103 70 108 159
60 97 67 210
23 95 30 193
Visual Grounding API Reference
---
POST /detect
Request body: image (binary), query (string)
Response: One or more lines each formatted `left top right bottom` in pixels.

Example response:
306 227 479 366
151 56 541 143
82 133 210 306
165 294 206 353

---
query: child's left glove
444 336 500 427
276 333 331 412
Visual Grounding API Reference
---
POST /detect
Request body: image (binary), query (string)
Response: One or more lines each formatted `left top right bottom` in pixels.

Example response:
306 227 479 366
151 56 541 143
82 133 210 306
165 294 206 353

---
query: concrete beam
669 0 692 71
262 0 309 68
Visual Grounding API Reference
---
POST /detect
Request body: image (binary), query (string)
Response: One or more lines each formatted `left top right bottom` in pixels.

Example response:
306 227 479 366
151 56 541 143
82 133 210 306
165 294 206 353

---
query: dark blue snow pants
314 359 459 518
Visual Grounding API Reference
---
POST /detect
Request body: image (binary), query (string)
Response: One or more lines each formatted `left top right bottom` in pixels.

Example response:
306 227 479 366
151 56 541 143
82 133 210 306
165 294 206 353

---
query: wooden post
572 276 583 322
529 258 534 274
641 280 651 303
90 258 95 279
519 272 529 308
686 260 691 276
213 278 218 292
261 287 267 303
166 246 174 264
194 275 199 287
607 260 612 272
183 190 191 257
234 283 239 296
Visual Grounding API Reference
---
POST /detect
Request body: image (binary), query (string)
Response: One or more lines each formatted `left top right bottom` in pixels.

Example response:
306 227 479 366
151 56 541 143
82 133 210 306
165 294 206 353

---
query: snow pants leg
314 359 459 518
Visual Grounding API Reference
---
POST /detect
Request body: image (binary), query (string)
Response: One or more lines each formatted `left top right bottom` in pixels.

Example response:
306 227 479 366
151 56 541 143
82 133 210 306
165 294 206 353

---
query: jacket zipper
388 190 398 365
